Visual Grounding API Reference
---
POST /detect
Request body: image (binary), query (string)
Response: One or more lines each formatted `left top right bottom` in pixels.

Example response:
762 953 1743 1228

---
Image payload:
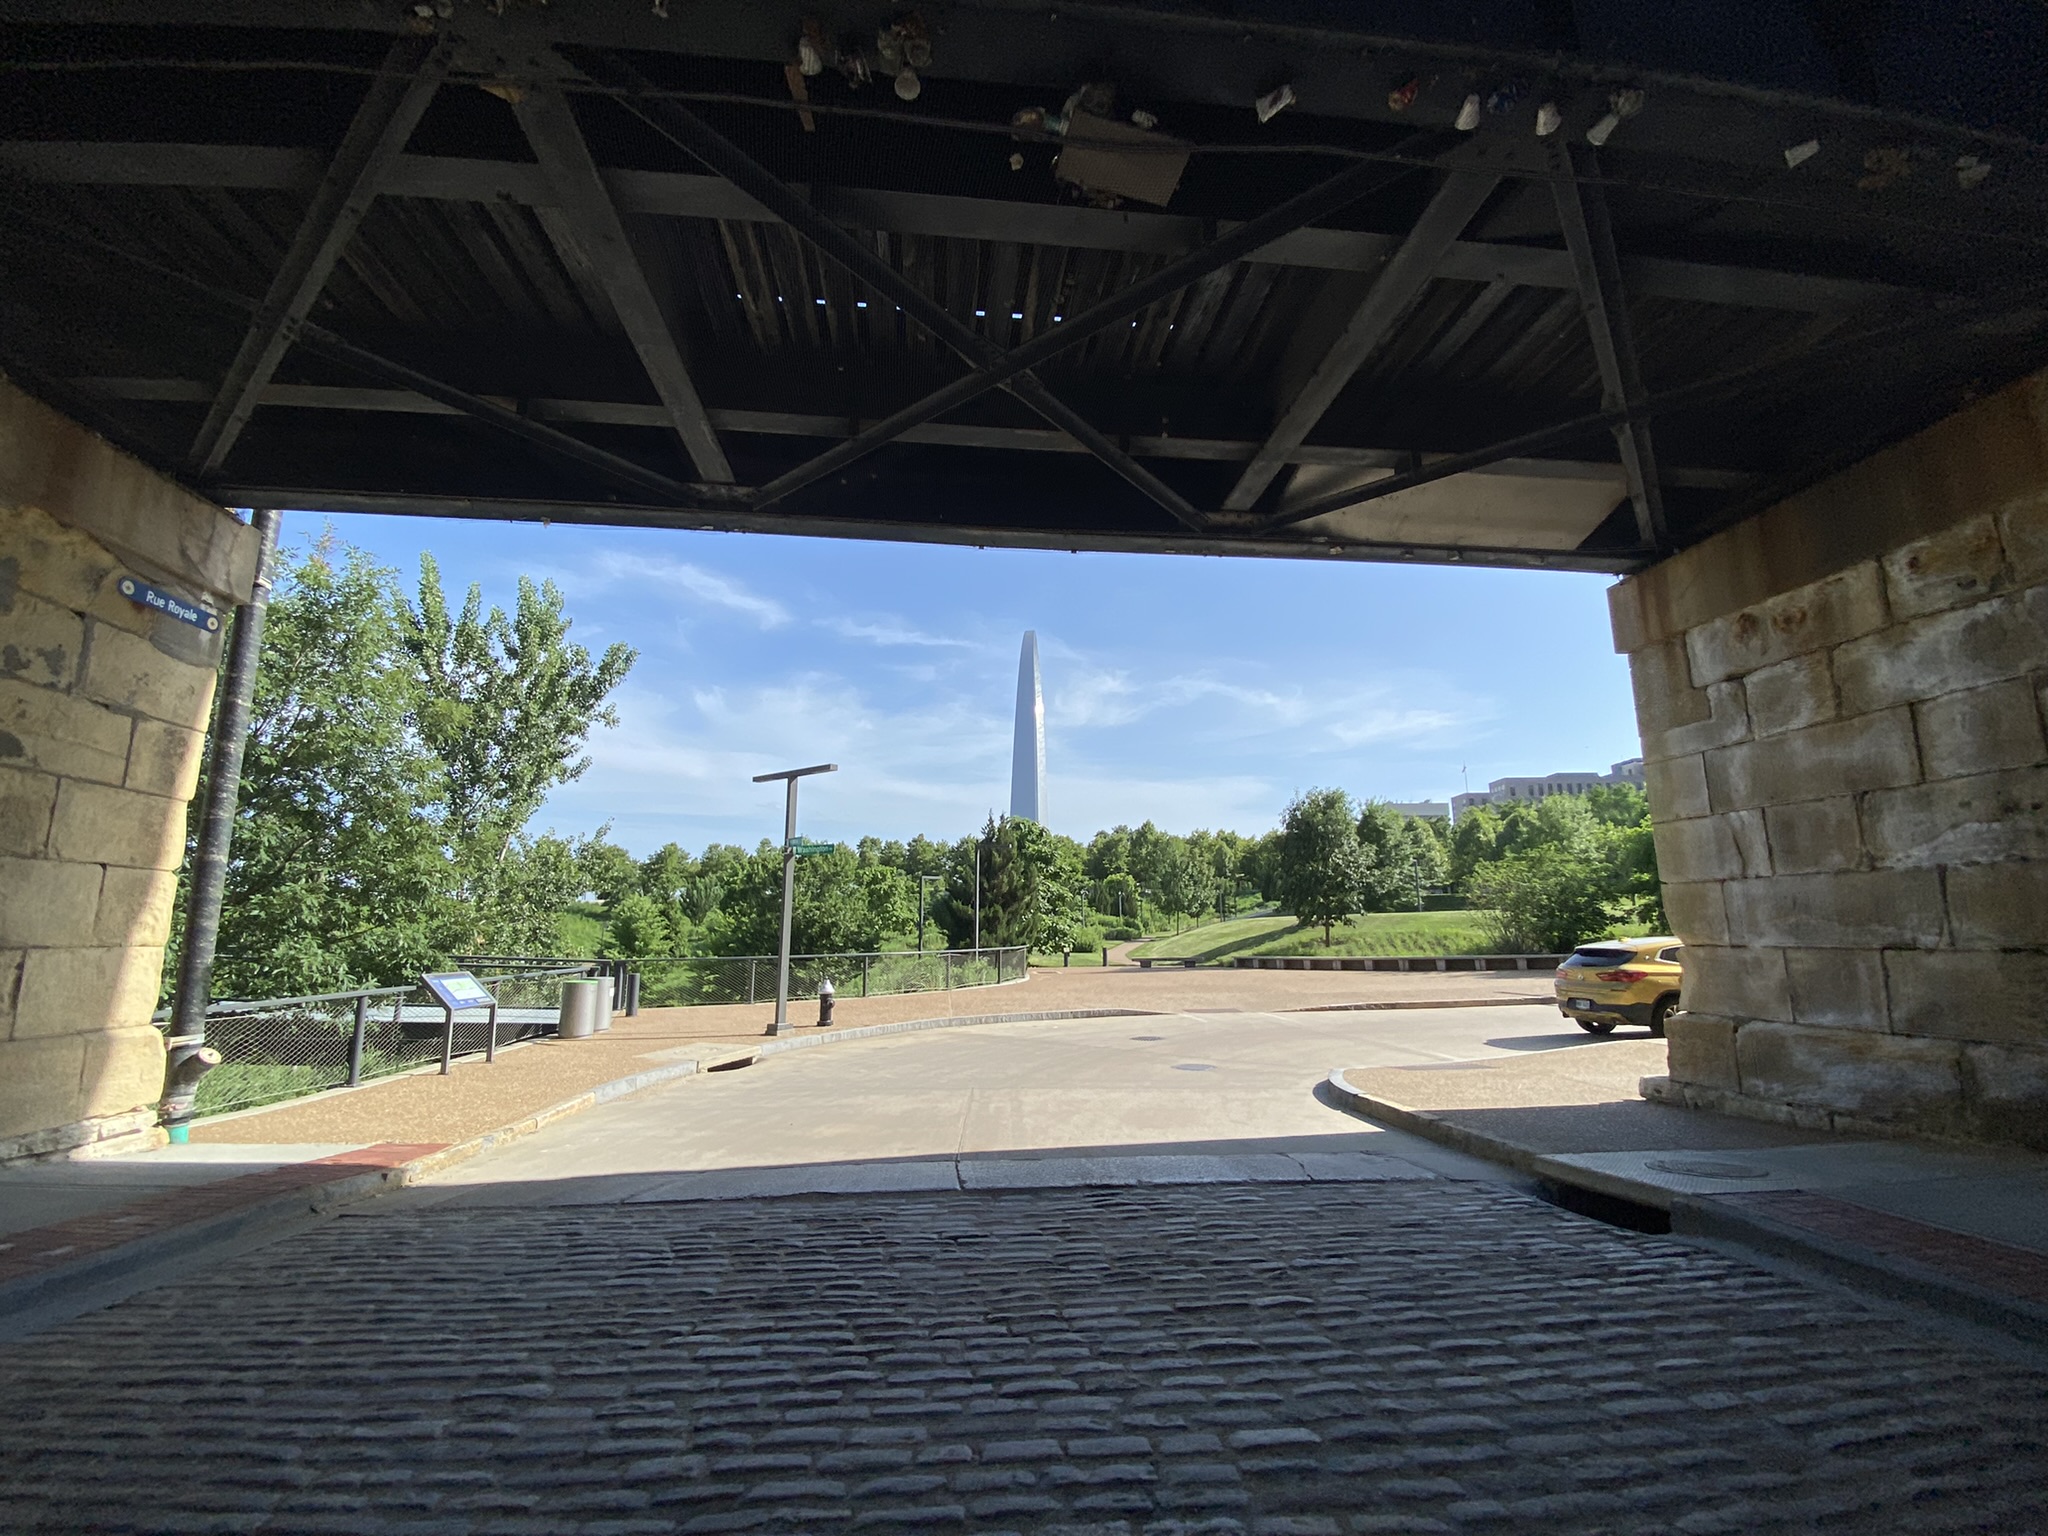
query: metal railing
472 947 1030 1009
628 946 1027 1009
159 964 603 1119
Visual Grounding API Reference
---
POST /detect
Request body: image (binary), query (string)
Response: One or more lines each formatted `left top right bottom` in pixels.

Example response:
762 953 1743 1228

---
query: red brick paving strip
0 1143 444 1287
1722 1189 2048 1305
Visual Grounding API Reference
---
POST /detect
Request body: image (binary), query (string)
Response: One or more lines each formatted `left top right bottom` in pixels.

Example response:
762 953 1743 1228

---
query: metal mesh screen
633 947 1026 1007
178 966 599 1118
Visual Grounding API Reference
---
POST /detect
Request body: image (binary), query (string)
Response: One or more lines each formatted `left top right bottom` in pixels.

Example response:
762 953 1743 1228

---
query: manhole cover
1644 1157 1770 1179
1130 1035 1164 1041
1172 1063 1216 1072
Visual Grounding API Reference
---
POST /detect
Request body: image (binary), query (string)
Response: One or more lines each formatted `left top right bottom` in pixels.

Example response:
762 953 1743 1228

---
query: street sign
787 839 836 857
117 574 221 632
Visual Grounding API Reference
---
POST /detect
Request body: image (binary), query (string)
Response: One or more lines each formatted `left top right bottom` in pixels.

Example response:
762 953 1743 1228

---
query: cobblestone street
4 1177 2045 1535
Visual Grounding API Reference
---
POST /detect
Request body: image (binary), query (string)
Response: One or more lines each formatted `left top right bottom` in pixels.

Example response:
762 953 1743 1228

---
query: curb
1668 1191 2048 1350
0 1155 421 1320
1322 1069 2048 1347
1321 1069 1545 1172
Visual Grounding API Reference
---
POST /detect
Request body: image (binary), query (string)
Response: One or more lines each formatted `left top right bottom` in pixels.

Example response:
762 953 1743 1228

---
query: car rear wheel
1576 1018 1618 1035
1649 997 1675 1038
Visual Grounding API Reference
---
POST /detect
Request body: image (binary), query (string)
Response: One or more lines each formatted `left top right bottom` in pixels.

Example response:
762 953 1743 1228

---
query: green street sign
787 839 836 857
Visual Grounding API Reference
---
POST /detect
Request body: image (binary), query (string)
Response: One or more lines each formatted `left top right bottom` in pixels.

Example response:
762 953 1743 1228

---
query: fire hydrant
817 978 835 1028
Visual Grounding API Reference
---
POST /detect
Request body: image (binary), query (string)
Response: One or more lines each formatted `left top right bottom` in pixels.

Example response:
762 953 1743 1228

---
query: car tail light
1596 968 1648 982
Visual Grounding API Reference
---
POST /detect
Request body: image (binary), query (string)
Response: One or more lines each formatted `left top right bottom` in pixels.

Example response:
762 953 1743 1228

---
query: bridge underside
1 0 2044 572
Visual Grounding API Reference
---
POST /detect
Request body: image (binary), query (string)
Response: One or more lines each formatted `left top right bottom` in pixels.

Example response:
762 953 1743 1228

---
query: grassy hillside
1128 915 1296 961
1131 909 1497 963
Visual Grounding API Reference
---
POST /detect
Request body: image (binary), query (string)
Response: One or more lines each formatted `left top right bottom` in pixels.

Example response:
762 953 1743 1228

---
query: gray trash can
559 978 605 1039
593 979 615 1033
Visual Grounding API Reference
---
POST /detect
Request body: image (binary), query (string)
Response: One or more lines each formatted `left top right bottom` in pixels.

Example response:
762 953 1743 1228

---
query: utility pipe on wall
163 507 281 1131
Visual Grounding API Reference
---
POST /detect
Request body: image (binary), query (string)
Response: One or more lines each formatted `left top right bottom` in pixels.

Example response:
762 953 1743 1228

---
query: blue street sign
117 574 221 632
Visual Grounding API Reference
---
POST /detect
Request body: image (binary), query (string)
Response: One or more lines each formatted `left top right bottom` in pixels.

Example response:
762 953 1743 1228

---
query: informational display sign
117 574 221 632
423 971 495 1010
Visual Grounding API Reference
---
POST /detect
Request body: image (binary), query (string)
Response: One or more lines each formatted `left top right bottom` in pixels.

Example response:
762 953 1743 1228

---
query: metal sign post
752 763 837 1035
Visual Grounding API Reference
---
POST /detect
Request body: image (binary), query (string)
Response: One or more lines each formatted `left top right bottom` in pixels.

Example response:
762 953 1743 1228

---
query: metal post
164 506 281 1129
347 993 368 1087
747 958 757 1005
753 763 836 1037
945 951 953 991
862 955 870 997
440 1005 455 1074
974 841 982 952
774 778 798 1034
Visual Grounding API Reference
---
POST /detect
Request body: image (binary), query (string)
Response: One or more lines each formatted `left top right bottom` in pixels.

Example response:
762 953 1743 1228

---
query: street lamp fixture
753 762 838 1036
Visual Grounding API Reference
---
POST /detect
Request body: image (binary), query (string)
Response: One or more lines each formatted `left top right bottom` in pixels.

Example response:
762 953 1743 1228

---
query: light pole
917 873 942 953
752 762 837 1036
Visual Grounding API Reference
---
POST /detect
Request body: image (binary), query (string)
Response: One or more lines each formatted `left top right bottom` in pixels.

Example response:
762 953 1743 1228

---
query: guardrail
159 964 604 1119
1232 954 1567 972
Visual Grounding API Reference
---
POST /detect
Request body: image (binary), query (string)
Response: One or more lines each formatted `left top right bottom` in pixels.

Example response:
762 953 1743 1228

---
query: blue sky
280 511 1643 856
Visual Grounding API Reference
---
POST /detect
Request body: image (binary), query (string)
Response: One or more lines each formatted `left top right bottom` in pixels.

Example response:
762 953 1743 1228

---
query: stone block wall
0 376 256 1160
1612 367 2048 1148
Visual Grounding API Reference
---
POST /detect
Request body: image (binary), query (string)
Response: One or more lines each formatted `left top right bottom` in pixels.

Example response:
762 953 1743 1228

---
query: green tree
574 833 642 909
603 891 674 959
201 540 455 996
402 554 634 942
1156 843 1217 929
1277 788 1374 944
1467 844 1612 953
963 816 1087 952
1449 806 1504 889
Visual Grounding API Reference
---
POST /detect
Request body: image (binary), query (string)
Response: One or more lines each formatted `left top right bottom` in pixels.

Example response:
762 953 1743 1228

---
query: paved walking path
187 968 1547 1149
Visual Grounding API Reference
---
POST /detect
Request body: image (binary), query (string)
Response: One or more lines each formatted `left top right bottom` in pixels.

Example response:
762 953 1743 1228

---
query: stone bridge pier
1617 367 2048 1148
0 375 256 1161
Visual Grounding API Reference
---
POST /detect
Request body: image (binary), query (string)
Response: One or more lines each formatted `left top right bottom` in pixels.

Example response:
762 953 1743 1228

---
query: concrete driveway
410 1003 1603 1195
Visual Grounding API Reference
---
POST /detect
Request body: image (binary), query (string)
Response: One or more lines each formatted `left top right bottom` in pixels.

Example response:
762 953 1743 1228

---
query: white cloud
577 550 790 628
822 615 984 650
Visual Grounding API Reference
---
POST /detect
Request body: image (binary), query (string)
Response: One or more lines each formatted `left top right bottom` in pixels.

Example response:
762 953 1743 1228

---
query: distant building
1009 631 1045 823
1385 801 1450 819
1449 760 1644 819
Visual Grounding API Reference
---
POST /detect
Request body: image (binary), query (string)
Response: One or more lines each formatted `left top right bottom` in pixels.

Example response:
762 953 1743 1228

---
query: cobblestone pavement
4 1179 2046 1535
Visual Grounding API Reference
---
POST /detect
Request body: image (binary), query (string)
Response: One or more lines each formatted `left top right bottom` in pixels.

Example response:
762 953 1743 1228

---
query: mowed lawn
1130 909 1496 964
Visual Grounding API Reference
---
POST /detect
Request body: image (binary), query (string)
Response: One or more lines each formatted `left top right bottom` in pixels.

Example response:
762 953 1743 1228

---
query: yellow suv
1555 937 1683 1036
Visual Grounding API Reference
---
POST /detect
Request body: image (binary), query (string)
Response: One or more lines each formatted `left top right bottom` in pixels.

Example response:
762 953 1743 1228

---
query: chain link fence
165 965 602 1119
632 947 1026 1009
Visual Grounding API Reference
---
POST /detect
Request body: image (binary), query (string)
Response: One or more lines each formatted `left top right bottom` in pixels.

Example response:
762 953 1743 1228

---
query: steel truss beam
185 33 452 476
576 50 1202 529
1256 279 2048 534
745 128 1467 509
1549 140 1666 551
1224 169 1501 512
74 376 1757 489
509 76 733 482
0 141 1922 317
204 486 1647 576
0 202 715 504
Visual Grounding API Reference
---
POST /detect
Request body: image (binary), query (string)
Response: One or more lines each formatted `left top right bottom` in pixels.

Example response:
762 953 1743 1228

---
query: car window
1659 946 1684 963
1566 947 1634 966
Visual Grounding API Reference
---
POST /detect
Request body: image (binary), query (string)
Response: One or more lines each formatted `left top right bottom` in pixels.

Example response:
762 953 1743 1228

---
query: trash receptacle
593 979 615 1033
559 978 604 1039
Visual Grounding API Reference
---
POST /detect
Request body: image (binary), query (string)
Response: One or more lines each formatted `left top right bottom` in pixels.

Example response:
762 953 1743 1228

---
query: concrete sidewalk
1328 1037 2048 1343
